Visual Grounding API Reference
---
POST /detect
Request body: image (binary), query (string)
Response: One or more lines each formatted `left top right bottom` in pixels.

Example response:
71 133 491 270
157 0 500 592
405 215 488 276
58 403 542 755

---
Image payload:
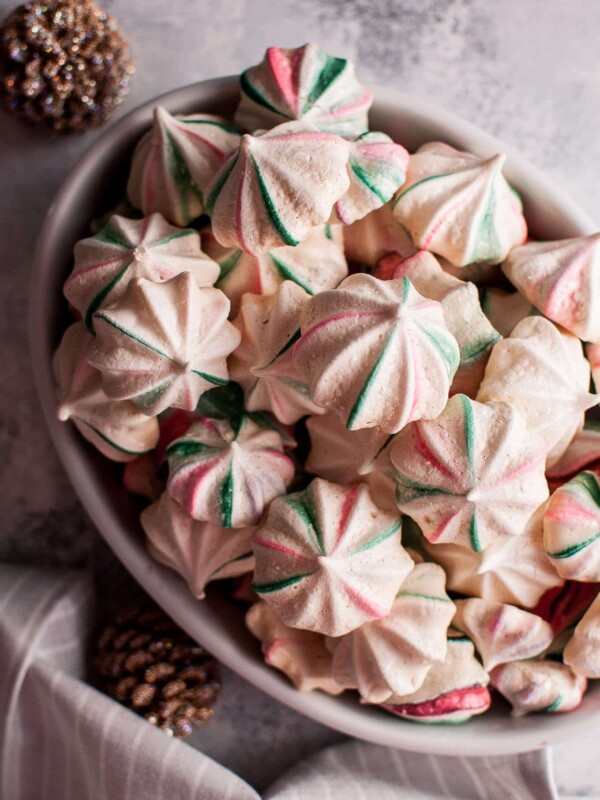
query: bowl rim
29 75 600 756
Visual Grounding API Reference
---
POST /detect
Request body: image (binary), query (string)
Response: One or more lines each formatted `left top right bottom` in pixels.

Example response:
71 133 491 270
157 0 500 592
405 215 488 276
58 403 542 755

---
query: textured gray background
2 0 600 794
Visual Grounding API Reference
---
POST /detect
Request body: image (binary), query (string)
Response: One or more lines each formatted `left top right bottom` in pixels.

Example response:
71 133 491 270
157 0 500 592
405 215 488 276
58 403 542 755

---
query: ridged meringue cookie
166 415 294 528
546 423 600 486
205 121 350 255
326 560 455 702
343 201 416 267
382 634 491 723
251 478 413 636
229 281 325 424
54 322 159 462
127 108 242 226
452 598 553 671
477 317 599 466
563 593 600 678
246 601 344 694
480 288 537 338
543 471 600 582
63 213 219 332
330 132 409 225
235 43 372 137
391 394 549 551
89 273 240 416
141 492 254 599
392 142 527 267
293 274 460 433
502 234 600 343
490 660 587 716
202 223 348 315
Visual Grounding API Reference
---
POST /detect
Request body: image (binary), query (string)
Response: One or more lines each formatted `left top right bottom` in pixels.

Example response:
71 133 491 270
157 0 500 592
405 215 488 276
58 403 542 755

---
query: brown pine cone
95 606 221 738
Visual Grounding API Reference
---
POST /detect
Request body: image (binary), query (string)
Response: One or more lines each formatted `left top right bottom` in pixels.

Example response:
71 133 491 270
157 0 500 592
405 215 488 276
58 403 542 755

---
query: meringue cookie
546 423 600 485
477 317 599 466
89 273 240 416
293 274 460 433
235 43 372 137
54 323 159 462
563 594 600 678
502 234 600 343
229 281 325 424
141 492 254 599
383 635 491 723
343 201 416 267
63 213 219 332
480 288 537 338
202 223 348 315
392 142 527 267
246 601 344 694
127 108 242 226
391 395 549 551
452 598 554 671
166 415 294 528
251 478 413 636
205 121 350 255
327 561 454 702
490 660 587 716
543 471 600 582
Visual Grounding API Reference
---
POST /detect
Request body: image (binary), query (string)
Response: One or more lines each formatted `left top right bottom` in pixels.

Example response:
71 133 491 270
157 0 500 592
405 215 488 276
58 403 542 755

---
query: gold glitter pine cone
95 606 221 738
0 0 134 133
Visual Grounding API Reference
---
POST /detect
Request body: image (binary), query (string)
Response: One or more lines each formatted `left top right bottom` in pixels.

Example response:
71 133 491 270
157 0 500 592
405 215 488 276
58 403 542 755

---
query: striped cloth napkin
0 563 558 800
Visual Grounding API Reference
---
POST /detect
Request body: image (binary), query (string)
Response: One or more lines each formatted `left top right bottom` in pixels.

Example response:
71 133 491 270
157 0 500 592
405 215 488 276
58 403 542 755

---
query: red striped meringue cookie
480 288 537 338
63 213 219 332
201 223 348 316
343 201 416 267
452 598 553 672
205 121 350 255
392 142 527 267
166 415 294 528
502 234 600 344
127 108 242 226
89 273 240 416
54 322 159 462
477 317 599 466
229 282 325 425
235 44 372 137
563 593 600 678
251 478 413 637
391 394 549 551
141 492 254 599
246 601 344 695
490 660 587 716
293 273 459 434
326 560 455 703
382 634 491 723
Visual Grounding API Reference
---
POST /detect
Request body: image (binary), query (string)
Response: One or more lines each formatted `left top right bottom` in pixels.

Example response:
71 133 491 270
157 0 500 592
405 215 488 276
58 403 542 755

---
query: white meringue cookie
342 201 416 267
563 593 600 678
480 288 537 338
546 423 600 483
490 660 587 716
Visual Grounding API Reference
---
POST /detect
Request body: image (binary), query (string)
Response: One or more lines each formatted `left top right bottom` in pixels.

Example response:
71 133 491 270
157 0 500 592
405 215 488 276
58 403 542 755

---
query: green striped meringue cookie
490 660 587 716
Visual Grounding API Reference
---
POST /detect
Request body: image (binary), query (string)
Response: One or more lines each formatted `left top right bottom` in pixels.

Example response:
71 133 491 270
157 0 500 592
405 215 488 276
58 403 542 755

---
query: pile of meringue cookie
55 44 600 724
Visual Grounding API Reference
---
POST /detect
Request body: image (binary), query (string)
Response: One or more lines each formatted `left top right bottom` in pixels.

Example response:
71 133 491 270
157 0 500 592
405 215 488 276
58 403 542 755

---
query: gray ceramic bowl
30 76 600 755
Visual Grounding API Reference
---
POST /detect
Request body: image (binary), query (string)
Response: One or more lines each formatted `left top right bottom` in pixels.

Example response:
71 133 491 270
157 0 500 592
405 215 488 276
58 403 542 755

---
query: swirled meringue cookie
202 224 348 315
490 660 587 716
382 634 491 723
55 322 160 461
166 415 294 528
391 394 548 551
89 273 240 416
480 288 537 338
546 423 600 486
343 202 416 267
205 121 350 255
229 282 324 424
452 598 553 671
251 478 413 636
293 274 459 433
326 560 454 702
502 234 600 343
235 44 372 137
127 108 242 226
392 142 527 267
141 492 254 599
543 471 600 582
246 601 344 694
477 317 599 466
563 594 600 678
63 213 219 332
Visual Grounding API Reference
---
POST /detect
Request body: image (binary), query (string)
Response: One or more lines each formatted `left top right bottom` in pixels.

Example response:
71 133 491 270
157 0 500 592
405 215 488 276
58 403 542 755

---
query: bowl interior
30 76 600 756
